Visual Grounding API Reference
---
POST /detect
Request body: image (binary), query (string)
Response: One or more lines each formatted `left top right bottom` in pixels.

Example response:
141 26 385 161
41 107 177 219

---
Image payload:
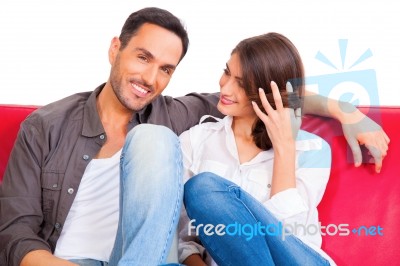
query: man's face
108 23 183 112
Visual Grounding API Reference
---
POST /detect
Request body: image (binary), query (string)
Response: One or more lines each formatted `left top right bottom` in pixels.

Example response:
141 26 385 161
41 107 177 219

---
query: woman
178 32 335 265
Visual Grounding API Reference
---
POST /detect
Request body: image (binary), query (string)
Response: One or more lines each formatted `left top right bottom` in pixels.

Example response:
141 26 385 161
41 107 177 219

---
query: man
0 7 389 266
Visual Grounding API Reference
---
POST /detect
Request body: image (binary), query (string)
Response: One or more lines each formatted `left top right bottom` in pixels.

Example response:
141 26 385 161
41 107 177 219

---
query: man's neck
96 83 133 127
95 83 133 159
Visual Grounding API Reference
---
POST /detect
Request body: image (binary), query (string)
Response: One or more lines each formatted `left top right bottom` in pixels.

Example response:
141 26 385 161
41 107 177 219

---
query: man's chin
125 100 152 113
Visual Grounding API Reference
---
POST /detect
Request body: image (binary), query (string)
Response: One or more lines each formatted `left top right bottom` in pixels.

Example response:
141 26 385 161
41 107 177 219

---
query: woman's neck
231 115 262 164
231 115 256 140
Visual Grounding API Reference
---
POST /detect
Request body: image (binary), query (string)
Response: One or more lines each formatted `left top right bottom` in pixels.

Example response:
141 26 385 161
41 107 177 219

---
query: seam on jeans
284 234 330 265
228 185 329 265
196 234 235 266
228 185 259 223
159 138 183 264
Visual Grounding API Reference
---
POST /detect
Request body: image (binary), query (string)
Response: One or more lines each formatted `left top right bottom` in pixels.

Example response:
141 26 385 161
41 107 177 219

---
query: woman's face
217 53 256 119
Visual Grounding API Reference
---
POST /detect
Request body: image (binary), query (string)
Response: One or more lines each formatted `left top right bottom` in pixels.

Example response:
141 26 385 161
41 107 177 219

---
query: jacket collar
82 84 106 137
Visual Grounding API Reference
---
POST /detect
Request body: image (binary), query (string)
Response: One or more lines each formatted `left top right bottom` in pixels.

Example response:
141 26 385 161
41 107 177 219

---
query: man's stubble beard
109 56 153 113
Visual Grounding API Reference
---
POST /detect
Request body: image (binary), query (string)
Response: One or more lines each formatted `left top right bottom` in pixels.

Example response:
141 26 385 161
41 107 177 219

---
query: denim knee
184 172 227 211
125 124 178 150
121 124 182 188
185 172 222 194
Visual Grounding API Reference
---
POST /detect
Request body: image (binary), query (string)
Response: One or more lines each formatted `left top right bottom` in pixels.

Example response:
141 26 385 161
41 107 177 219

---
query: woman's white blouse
178 115 335 265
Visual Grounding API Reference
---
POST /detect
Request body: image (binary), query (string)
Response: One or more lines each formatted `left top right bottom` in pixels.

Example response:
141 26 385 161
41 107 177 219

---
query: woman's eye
223 68 230 76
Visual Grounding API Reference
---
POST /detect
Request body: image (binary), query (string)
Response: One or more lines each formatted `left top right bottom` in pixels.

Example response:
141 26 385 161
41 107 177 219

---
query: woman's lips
220 96 236 105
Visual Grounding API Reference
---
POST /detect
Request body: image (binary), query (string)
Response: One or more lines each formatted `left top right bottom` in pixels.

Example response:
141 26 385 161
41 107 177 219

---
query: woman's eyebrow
226 63 243 81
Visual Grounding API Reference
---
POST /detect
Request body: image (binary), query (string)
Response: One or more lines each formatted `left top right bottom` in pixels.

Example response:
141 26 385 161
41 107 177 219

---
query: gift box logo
305 39 379 117
302 39 382 165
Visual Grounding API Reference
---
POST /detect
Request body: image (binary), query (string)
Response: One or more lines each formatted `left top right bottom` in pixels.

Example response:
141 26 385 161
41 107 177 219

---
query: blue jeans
70 259 182 266
106 124 183 266
184 172 330 266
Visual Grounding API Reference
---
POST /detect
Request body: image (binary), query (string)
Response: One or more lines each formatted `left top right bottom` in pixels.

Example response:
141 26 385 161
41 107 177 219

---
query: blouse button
267 184 271 189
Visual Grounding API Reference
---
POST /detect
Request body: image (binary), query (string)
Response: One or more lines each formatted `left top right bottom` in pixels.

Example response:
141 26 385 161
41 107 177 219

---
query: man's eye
162 67 172 75
138 55 149 62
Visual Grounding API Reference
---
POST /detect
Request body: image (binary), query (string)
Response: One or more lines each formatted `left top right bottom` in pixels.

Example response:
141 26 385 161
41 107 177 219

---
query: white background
0 0 399 106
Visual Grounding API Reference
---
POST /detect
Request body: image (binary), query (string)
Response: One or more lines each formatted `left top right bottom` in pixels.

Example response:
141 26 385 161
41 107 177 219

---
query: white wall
0 0 399 106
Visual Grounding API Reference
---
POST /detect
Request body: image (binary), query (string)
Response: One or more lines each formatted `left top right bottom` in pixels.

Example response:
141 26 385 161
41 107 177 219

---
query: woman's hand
252 81 301 154
252 81 300 196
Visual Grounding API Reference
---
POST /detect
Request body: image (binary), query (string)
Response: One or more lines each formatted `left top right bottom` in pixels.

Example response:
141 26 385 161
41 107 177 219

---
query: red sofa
1 104 399 265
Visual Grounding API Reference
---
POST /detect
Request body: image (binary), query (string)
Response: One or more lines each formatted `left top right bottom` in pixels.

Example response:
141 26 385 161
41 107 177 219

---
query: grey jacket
0 83 221 266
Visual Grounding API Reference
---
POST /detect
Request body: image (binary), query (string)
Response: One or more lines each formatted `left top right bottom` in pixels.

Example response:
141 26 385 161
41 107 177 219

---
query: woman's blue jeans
106 124 183 266
184 172 330 266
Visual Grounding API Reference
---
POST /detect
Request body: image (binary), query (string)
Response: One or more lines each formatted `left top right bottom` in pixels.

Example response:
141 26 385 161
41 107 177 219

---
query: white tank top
54 149 121 261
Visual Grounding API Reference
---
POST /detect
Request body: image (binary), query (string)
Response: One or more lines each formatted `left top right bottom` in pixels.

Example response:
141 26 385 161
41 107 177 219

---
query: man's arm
302 90 390 173
21 250 77 266
0 117 51 266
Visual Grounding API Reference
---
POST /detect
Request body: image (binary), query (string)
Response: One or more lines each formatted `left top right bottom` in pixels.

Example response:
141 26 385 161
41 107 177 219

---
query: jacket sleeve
0 115 51 266
166 92 222 135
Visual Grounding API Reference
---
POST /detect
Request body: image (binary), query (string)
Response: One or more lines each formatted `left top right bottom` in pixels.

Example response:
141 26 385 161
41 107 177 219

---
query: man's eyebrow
135 47 154 60
135 47 177 70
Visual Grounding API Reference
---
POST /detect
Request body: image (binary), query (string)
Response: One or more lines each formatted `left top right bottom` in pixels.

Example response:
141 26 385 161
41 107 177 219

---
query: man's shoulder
25 91 93 127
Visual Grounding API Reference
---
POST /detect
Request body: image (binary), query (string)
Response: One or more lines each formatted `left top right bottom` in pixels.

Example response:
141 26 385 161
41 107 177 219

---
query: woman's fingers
258 87 274 116
271 81 284 110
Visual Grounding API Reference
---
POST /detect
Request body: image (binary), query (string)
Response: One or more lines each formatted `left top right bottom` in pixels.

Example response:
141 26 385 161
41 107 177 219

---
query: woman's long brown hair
232 32 305 150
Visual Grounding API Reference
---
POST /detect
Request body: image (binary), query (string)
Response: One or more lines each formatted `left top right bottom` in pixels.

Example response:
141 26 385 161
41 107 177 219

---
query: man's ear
108 37 121 64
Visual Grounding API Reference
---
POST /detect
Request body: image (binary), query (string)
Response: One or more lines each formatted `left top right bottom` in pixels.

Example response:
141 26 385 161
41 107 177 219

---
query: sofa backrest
0 104 39 180
0 104 399 265
301 106 400 265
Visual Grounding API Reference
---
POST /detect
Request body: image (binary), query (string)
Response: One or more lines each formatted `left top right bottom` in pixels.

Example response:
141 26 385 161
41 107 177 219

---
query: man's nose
142 65 158 86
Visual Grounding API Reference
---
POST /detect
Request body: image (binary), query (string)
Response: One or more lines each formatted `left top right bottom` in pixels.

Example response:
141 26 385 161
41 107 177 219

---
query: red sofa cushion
0 104 399 265
0 104 38 180
301 106 400 265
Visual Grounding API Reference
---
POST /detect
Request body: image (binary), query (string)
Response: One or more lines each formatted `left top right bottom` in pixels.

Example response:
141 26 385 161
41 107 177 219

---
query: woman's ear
108 37 121 65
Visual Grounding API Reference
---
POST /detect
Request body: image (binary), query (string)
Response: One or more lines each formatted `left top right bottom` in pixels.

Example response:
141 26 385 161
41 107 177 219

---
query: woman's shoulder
190 115 226 133
179 115 227 147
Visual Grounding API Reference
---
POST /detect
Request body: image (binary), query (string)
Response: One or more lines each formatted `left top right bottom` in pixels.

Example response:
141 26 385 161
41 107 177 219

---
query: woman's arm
252 82 300 196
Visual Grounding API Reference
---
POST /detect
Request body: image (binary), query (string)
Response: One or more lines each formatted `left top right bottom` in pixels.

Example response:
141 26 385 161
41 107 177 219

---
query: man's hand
301 90 390 173
21 250 78 266
340 107 390 173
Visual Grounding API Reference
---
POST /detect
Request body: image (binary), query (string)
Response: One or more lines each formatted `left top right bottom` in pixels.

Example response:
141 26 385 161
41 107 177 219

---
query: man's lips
220 96 237 105
131 83 150 98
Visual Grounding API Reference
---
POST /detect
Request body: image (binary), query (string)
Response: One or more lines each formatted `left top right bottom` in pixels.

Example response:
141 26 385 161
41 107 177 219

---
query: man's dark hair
119 7 189 62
